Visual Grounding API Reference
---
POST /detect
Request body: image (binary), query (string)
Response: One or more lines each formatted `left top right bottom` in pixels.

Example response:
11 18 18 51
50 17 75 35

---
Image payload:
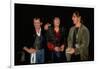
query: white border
10 0 95 69
13 0 95 8
11 0 14 68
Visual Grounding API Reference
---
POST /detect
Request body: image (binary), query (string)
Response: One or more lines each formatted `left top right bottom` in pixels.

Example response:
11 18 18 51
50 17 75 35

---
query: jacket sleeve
79 28 90 60
67 27 73 48
66 27 73 61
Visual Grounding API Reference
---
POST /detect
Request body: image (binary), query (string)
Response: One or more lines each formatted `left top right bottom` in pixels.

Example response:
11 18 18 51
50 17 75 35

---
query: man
23 17 47 64
66 11 90 61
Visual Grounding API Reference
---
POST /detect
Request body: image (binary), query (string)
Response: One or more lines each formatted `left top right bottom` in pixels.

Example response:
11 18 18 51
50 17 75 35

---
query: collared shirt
36 28 41 36
31 28 41 64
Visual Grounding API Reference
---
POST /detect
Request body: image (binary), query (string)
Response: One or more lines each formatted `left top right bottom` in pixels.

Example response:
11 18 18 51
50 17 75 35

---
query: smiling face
72 11 81 25
33 18 42 29
72 13 79 25
53 17 60 27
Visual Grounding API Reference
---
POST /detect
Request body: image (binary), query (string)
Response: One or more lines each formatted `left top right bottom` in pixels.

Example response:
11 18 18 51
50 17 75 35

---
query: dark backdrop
15 3 94 65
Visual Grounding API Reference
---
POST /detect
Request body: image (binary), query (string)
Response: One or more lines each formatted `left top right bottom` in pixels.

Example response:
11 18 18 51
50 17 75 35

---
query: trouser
31 49 44 64
71 54 80 61
36 49 44 63
52 51 63 63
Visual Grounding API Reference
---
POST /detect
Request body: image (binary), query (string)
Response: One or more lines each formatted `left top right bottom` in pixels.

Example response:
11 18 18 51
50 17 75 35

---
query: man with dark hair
23 17 47 64
66 11 90 61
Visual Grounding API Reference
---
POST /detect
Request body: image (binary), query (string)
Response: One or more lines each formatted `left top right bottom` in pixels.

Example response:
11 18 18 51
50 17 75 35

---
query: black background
15 3 94 65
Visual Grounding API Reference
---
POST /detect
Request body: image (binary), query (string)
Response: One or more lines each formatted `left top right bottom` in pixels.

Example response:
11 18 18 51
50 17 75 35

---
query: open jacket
23 28 47 64
66 24 90 61
31 29 47 50
46 26 66 50
45 26 67 62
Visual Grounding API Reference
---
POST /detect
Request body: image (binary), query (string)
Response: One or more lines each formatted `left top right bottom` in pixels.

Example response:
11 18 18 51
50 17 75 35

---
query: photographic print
14 3 94 65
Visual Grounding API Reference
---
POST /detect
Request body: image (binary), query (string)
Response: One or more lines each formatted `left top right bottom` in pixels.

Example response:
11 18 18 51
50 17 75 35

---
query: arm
67 28 73 48
23 47 36 54
78 28 90 60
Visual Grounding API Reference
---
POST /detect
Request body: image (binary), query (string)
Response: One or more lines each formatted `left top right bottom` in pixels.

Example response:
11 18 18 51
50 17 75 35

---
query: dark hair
73 11 80 17
52 16 62 28
73 11 83 23
53 16 61 24
33 17 42 23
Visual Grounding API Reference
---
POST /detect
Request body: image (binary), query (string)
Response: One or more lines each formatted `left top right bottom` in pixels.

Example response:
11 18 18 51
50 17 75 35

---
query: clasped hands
54 45 64 52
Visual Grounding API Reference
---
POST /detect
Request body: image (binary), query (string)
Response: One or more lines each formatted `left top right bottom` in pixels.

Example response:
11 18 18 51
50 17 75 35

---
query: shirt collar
36 28 41 36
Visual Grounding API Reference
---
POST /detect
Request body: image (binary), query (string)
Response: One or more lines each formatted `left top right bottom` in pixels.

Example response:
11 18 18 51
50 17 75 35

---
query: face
72 13 79 25
33 19 41 29
53 17 60 27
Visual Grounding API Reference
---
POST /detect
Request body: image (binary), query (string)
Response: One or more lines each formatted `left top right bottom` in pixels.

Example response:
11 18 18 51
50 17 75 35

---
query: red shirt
54 29 61 41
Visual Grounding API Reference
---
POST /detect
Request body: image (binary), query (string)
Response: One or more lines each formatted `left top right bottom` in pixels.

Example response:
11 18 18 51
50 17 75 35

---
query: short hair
73 11 81 17
33 17 41 23
73 11 83 23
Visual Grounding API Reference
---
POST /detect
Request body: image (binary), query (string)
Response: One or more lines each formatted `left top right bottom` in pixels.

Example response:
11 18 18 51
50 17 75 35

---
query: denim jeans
36 49 44 63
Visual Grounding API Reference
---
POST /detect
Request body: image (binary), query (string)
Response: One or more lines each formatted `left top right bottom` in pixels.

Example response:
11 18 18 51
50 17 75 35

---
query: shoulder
81 24 89 32
70 26 75 32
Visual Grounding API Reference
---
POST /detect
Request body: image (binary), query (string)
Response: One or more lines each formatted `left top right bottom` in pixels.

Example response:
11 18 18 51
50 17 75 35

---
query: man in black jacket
23 17 47 64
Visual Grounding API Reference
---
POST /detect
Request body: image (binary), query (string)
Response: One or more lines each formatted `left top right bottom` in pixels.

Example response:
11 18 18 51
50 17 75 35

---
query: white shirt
30 28 41 64
36 28 41 36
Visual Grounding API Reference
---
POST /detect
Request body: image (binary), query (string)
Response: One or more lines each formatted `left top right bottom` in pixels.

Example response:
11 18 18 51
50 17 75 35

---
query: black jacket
23 28 47 64
46 26 66 47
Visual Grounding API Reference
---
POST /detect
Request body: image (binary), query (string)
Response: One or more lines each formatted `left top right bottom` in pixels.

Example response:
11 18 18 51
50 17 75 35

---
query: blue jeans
36 49 44 63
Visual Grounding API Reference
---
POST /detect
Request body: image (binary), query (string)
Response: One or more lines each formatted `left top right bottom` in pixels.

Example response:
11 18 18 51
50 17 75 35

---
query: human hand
44 23 49 30
28 48 36 54
54 46 60 52
23 47 36 54
66 47 75 54
60 44 65 52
